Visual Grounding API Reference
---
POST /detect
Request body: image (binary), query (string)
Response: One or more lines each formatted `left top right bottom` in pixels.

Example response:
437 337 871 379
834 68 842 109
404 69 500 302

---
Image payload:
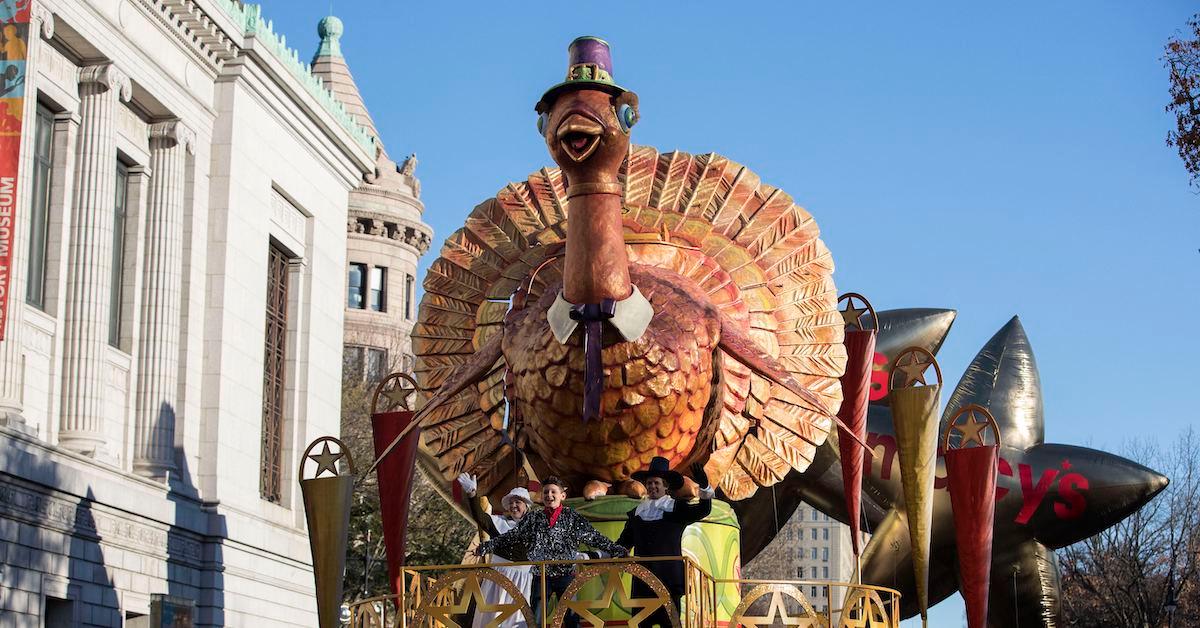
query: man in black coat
613 457 714 628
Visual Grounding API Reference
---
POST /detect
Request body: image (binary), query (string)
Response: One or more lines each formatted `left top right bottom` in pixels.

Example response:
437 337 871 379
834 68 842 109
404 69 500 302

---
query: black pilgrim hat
630 457 684 492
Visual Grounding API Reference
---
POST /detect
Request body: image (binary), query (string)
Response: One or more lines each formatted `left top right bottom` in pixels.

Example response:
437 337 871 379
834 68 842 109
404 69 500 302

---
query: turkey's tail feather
718 315 869 451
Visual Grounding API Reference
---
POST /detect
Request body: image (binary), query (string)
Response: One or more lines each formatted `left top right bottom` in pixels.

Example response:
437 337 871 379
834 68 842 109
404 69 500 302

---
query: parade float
297 37 1168 628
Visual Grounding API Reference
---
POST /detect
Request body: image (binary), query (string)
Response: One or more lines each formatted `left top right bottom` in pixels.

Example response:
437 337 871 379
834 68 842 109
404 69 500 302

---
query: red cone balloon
371 409 422 600
838 328 876 556
944 405 1001 628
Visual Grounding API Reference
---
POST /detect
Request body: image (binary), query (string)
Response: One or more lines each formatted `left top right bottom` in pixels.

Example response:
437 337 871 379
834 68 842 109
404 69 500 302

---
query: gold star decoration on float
422 572 524 628
372 372 421 414
729 584 823 628
308 441 344 478
944 403 1000 450
889 346 941 389
953 413 989 447
838 588 892 628
557 565 673 627
838 292 875 332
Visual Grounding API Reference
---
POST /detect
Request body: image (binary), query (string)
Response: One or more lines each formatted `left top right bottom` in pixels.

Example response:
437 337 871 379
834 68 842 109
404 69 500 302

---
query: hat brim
501 494 534 510
631 469 684 491
537 80 627 111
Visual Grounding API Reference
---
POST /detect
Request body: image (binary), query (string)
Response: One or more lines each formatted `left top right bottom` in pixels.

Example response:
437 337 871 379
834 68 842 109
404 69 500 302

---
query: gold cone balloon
300 437 355 628
888 347 943 627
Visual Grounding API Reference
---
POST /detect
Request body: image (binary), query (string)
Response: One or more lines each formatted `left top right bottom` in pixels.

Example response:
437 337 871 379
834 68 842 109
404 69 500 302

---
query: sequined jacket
477 507 627 578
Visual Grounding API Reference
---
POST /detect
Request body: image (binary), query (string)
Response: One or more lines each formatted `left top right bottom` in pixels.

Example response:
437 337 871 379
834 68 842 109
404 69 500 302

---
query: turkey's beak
556 112 603 163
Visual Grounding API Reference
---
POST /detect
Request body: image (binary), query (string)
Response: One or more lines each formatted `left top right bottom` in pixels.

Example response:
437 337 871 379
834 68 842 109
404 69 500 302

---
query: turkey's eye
616 104 636 133
537 112 549 136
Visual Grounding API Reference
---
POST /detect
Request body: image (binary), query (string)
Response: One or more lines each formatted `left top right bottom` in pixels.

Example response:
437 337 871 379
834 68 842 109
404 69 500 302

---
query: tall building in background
742 503 859 613
310 16 432 385
0 1 381 625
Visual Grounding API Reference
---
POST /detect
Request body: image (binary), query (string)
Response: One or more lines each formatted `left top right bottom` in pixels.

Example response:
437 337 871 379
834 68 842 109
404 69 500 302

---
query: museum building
0 0 425 625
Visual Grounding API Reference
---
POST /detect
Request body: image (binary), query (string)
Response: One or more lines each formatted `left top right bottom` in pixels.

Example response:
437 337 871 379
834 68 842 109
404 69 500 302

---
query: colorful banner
0 0 30 341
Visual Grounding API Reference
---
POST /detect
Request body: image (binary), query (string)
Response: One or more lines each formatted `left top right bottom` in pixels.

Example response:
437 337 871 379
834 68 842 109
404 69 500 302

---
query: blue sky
258 2 1199 624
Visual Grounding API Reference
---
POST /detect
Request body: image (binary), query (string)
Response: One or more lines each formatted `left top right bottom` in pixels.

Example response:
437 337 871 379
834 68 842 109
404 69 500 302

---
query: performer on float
609 458 713 628
457 474 535 628
475 477 629 628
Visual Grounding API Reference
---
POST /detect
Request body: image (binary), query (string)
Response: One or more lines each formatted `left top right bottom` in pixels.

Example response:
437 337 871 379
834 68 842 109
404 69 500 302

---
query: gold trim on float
345 556 902 627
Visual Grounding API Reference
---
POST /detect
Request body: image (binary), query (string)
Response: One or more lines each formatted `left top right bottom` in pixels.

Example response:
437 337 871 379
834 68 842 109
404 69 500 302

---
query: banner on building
0 0 29 341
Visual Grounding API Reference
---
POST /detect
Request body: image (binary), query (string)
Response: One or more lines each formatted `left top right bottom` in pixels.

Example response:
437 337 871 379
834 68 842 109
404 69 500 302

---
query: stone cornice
347 211 433 255
113 0 377 156
352 181 425 209
132 0 239 71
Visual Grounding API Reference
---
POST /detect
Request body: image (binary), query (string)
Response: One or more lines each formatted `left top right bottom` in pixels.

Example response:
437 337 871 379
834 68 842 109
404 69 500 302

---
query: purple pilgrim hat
537 35 628 110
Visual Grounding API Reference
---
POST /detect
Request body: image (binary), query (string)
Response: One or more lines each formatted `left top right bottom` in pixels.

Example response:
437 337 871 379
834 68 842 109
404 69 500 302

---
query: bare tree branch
1059 428 1199 627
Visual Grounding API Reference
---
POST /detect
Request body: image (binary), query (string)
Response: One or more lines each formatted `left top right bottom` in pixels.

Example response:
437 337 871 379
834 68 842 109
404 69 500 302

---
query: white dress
474 514 533 628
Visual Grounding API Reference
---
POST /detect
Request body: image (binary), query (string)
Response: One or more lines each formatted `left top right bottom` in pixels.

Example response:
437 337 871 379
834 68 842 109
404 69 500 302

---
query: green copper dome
315 15 343 57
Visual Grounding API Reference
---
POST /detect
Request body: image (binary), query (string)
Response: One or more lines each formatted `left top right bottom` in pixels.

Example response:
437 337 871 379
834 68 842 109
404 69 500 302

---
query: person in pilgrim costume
475 476 629 628
613 457 714 628
457 475 537 628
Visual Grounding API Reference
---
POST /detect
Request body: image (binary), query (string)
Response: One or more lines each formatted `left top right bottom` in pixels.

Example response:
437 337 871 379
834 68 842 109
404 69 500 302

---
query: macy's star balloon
735 310 1168 627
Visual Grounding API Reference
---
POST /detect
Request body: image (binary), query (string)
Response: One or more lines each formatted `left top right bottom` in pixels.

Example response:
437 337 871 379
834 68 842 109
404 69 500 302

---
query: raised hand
457 472 478 497
689 462 709 488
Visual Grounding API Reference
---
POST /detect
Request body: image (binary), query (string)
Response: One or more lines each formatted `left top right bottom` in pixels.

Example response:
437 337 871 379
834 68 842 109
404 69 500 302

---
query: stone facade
0 1 376 625
309 16 432 383
742 503 860 613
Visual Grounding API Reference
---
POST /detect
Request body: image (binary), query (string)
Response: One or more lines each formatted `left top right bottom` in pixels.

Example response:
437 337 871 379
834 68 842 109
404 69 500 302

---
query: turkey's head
538 88 639 185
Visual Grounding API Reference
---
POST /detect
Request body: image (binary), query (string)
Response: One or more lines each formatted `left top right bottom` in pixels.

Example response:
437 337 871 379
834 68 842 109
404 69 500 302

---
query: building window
822 547 829 562
347 262 366 309
811 547 817 560
25 104 53 309
343 346 364 381
811 566 818 578
823 566 829 579
109 162 129 347
811 586 817 598
260 242 290 503
369 266 386 311
811 528 817 540
811 510 818 522
366 347 387 382
405 273 414 319
45 596 74 627
823 528 829 541
796 567 803 578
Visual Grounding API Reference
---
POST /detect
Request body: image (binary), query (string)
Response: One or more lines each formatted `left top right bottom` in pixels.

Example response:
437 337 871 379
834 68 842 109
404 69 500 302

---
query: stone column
0 1 58 431
132 120 193 479
58 63 131 457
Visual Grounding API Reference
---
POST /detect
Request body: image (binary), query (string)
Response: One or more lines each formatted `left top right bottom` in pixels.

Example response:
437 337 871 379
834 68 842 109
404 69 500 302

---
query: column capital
149 119 195 154
79 63 132 102
31 2 54 39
